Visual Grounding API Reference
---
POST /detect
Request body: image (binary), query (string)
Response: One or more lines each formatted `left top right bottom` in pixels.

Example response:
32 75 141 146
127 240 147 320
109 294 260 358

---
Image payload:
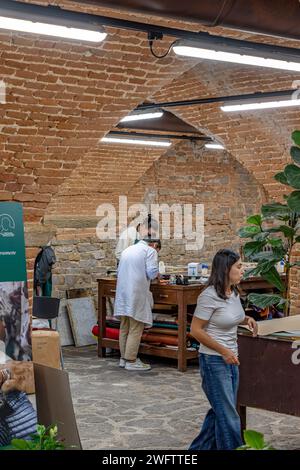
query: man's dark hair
206 249 240 299
146 238 161 250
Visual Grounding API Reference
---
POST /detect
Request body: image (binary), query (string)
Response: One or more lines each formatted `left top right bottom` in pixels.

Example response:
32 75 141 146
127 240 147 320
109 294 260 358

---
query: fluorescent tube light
101 136 171 147
205 143 224 150
0 16 106 42
120 111 163 123
173 43 300 73
221 98 300 112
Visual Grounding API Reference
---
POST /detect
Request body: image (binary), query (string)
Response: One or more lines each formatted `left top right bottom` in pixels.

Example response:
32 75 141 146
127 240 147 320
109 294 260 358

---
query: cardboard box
239 313 300 336
0 360 35 394
32 330 61 369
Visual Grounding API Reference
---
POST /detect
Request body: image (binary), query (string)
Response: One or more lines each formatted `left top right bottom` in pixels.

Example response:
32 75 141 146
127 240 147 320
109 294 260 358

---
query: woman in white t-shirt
189 249 257 450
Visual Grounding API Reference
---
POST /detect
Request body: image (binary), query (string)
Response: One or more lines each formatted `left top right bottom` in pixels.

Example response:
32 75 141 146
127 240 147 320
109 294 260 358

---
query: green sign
0 202 27 282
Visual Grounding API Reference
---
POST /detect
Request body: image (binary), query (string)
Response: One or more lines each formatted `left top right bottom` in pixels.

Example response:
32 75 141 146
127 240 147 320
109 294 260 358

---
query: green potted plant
237 430 275 450
4 424 65 451
239 130 300 315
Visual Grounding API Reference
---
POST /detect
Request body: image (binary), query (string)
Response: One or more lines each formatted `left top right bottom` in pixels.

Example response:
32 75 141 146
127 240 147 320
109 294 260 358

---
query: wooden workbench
97 276 278 372
97 278 204 372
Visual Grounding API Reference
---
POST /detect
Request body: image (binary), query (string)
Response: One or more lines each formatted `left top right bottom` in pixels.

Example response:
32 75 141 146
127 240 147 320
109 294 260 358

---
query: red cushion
92 325 119 340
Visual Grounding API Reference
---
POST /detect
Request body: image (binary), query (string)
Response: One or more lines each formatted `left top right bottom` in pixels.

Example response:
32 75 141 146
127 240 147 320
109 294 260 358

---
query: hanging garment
34 246 56 296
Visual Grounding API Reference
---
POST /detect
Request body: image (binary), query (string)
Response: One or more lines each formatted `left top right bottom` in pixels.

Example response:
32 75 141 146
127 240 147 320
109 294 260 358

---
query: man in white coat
114 239 160 371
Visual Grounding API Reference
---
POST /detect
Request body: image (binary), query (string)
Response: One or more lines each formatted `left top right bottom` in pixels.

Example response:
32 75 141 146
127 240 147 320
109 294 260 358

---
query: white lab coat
114 240 159 327
115 226 140 261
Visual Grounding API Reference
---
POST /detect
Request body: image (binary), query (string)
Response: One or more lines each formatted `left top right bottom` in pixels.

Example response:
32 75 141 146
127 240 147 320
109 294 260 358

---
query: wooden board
66 297 97 347
57 299 74 347
66 288 93 299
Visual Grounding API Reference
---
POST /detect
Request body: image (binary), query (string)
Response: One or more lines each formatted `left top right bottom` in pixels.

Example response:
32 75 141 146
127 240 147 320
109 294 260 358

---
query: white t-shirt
193 286 245 356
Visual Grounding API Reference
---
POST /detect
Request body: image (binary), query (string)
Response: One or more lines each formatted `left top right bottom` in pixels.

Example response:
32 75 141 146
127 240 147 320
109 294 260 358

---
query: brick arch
125 139 267 262
0 27 198 223
151 61 300 200
2 0 300 224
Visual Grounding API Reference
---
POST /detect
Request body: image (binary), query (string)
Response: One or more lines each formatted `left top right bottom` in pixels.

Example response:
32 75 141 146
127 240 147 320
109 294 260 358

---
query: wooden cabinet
237 333 300 430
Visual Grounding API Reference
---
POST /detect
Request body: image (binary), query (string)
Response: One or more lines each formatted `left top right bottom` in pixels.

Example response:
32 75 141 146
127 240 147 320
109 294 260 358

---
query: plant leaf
11 439 32 450
247 293 286 309
287 190 300 212
250 250 282 262
284 164 300 189
238 225 261 238
291 146 300 165
253 232 270 242
243 430 265 450
268 238 283 248
243 241 265 258
246 214 262 226
292 130 300 146
268 225 295 239
261 266 285 292
261 203 290 220
274 171 289 185
243 265 262 279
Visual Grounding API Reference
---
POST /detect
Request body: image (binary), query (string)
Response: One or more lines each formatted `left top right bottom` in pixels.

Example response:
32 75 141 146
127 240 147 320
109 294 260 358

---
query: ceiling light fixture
120 111 163 123
221 98 300 112
101 136 171 147
173 39 300 73
205 143 225 150
0 1 106 42
0 16 106 42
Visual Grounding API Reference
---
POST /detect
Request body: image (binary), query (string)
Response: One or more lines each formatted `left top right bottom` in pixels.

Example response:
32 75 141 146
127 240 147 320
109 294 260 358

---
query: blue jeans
189 353 243 450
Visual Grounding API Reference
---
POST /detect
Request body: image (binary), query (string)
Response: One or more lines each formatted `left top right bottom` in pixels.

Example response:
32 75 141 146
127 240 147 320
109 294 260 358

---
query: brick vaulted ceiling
1 0 300 222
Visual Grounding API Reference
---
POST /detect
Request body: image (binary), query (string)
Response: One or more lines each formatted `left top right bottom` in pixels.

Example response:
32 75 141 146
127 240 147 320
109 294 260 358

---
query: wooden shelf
101 338 198 360
97 278 204 371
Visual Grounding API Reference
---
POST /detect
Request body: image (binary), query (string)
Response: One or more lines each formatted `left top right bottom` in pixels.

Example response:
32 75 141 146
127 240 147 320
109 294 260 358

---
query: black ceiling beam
109 131 212 141
2 1 300 62
136 89 296 110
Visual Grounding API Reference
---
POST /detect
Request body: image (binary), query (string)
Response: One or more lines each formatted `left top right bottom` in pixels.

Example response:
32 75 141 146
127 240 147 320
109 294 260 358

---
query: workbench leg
98 284 107 358
178 299 187 372
98 347 106 358
238 404 247 436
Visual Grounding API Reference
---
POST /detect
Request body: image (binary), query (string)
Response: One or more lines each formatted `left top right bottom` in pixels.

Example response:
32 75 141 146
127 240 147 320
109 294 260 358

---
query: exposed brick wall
50 140 265 298
1 0 300 312
0 26 195 222
45 144 165 215
51 228 114 299
127 140 266 264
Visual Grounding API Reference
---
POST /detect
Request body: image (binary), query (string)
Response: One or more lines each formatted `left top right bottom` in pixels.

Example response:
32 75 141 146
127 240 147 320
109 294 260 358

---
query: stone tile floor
63 346 300 450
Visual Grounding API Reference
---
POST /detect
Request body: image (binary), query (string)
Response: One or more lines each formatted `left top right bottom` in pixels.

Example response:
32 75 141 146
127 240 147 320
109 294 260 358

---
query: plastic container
159 261 166 275
201 263 209 276
188 262 199 277
276 260 285 273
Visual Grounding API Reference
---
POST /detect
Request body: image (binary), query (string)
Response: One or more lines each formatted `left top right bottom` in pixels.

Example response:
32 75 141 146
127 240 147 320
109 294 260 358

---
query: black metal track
108 130 212 141
137 89 296 110
2 0 300 61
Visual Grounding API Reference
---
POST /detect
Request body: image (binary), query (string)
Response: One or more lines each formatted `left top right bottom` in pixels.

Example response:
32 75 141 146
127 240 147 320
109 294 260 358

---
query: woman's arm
239 315 258 336
190 317 240 365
